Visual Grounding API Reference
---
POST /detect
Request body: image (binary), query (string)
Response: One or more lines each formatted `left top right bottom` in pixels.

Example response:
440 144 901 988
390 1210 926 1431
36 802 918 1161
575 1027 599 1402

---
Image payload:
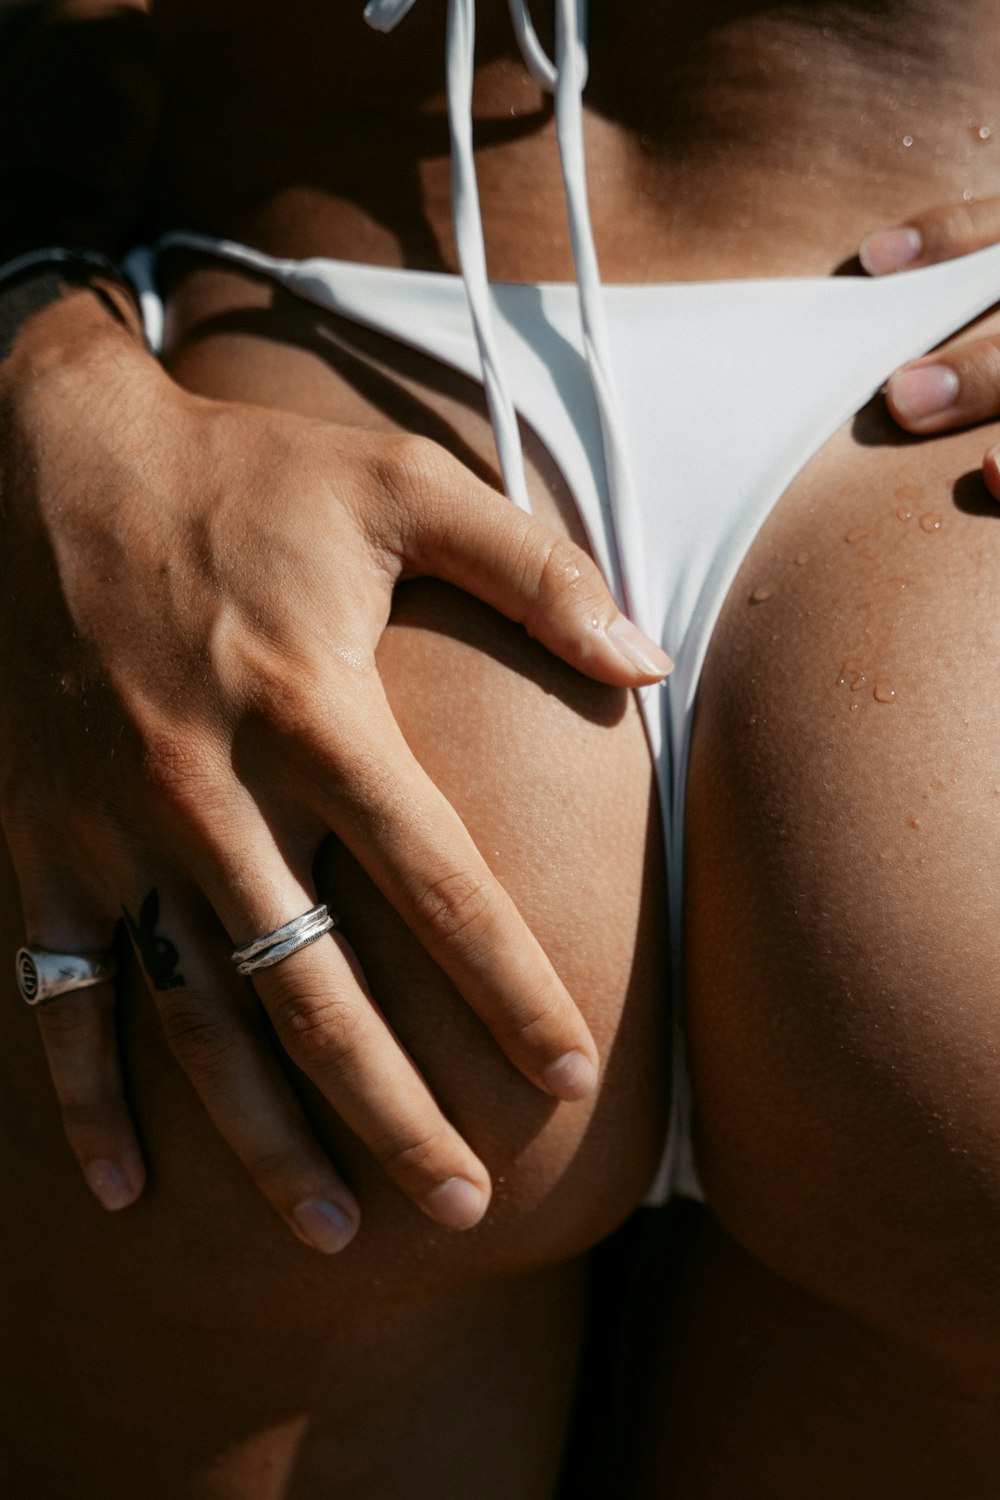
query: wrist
0 270 150 392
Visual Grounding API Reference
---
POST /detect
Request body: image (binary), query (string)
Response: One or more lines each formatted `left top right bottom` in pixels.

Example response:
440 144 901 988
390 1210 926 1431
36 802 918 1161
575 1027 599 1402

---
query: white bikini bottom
131 233 1000 1202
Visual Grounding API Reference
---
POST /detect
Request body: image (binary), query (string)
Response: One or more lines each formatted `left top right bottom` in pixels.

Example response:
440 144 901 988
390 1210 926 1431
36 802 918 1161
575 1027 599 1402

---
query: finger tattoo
122 889 185 991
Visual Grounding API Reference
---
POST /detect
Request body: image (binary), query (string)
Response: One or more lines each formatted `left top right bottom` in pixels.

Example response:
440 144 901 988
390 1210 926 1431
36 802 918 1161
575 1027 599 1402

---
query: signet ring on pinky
16 947 118 1006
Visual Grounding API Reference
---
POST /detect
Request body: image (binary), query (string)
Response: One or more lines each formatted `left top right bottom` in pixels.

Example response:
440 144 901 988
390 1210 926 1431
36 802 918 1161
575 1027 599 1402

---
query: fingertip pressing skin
886 362 961 428
84 1157 144 1212
983 446 1000 500
606 614 674 678
859 225 923 276
542 1048 598 1101
290 1196 360 1254
421 1174 490 1231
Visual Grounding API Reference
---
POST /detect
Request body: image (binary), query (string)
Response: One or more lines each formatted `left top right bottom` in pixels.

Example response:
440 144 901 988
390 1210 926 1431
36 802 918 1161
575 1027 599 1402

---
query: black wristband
0 246 127 294
0 247 141 362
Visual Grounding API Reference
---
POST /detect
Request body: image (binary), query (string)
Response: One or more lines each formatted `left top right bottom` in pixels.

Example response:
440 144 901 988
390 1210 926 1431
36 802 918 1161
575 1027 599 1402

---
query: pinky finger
34 978 146 1212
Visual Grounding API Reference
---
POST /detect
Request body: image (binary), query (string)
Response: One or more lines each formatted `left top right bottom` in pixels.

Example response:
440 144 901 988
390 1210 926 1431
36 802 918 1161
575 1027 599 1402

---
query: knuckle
412 870 495 952
140 731 224 825
158 999 238 1076
497 988 564 1048
379 1129 445 1179
960 339 1000 404
925 202 980 254
251 661 320 736
60 1097 112 1140
525 534 605 621
271 986 366 1071
241 1143 307 1192
379 432 450 495
369 434 457 538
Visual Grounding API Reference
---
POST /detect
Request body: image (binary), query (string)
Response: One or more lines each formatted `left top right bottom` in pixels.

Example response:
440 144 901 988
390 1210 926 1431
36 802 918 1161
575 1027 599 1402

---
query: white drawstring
549 0 644 621
363 0 640 616
441 0 533 509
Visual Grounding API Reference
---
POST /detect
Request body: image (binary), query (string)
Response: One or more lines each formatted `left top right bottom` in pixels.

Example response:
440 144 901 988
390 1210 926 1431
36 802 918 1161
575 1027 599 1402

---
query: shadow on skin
952 466 999 517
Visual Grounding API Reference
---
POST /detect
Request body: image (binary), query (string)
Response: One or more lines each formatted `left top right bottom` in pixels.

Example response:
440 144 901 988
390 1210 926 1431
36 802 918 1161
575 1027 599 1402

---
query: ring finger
121 879 365 1253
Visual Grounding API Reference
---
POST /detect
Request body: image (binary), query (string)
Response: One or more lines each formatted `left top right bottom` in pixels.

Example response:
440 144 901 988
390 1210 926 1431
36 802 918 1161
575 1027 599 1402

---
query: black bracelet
0 247 143 362
0 246 127 293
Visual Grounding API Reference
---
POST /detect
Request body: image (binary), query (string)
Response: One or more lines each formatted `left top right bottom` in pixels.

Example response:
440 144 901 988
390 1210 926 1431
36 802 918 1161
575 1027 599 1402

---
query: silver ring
231 903 337 976
16 947 118 1007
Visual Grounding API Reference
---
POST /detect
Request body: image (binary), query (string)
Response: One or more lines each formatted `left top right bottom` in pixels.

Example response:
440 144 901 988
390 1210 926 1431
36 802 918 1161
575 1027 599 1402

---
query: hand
859 198 1000 500
0 295 671 1252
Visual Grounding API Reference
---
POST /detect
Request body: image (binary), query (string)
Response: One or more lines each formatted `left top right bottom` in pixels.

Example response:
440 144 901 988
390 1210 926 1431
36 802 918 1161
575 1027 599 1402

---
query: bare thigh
667 370 1000 1493
0 278 668 1498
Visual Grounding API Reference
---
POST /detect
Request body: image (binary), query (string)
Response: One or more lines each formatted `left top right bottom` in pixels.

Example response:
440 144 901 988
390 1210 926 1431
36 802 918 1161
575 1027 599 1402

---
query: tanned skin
2 1 1000 1495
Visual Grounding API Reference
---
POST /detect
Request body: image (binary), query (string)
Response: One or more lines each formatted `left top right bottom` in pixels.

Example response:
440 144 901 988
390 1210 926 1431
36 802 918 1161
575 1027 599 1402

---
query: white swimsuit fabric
127 0 1000 1204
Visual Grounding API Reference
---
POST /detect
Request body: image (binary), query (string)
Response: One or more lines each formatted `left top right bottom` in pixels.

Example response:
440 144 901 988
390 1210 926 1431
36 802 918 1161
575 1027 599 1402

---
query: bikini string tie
362 0 642 625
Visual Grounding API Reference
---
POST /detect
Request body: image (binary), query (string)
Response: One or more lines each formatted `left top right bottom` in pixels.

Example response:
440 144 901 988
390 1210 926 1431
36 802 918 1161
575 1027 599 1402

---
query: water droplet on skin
964 188 976 202
849 701 860 712
920 512 943 533
851 675 867 691
896 506 913 521
750 583 777 603
795 551 810 566
874 678 896 703
902 134 914 148
845 526 870 543
837 658 862 685
977 124 993 141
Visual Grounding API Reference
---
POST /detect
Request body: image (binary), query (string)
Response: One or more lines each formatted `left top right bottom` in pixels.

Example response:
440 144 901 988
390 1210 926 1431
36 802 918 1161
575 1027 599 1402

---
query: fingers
169 854 494 1232
859 197 1000 440
248 933 492 1230
859 196 1000 275
295 705 601 1103
33 979 146 1211
121 890 364 1253
5 829 147 1213
380 434 672 684
885 337 1000 434
981 445 1000 503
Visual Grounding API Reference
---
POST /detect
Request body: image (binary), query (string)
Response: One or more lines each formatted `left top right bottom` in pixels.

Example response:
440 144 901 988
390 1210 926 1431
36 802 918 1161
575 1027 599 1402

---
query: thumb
403 447 672 685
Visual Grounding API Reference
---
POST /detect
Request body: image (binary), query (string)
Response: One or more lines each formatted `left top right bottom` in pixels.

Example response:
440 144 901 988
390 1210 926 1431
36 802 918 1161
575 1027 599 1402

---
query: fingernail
859 225 923 275
422 1176 488 1230
888 363 960 421
291 1197 358 1254
543 1048 597 1101
607 616 673 677
85 1159 137 1212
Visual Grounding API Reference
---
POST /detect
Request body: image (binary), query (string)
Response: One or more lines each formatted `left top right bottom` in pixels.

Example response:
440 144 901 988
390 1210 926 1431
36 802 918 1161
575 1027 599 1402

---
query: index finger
297 700 601 1103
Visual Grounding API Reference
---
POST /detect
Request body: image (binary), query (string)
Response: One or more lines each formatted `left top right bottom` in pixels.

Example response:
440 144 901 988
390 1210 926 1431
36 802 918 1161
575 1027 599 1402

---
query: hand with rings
0 292 671 1253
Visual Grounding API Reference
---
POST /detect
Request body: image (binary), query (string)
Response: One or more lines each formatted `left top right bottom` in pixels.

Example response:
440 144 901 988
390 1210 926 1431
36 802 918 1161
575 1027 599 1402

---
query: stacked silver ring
231 903 336 976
